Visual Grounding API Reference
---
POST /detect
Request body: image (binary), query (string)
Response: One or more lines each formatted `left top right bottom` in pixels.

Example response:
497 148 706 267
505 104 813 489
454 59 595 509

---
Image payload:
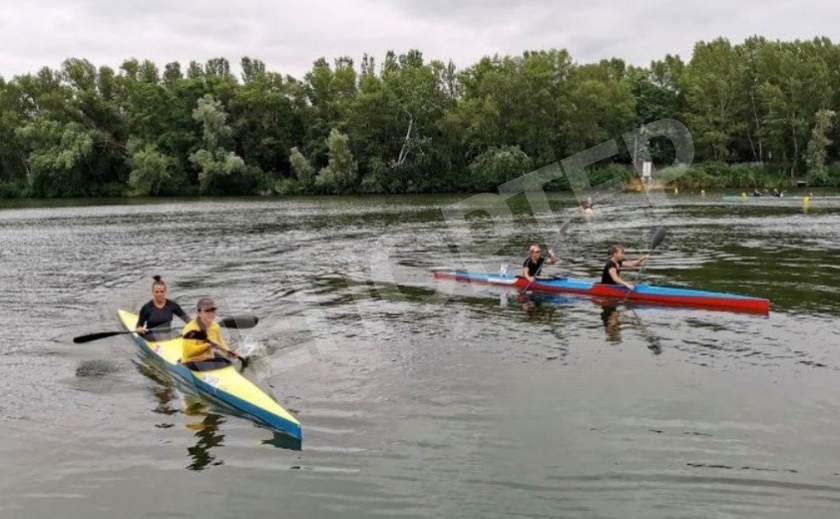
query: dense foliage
3 37 840 198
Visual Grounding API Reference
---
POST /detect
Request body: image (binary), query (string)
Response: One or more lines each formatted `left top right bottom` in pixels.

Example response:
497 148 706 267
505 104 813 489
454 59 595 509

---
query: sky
2 0 840 80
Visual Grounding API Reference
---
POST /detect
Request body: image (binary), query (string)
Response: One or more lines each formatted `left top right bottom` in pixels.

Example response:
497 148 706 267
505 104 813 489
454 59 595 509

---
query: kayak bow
117 309 302 441
432 270 770 314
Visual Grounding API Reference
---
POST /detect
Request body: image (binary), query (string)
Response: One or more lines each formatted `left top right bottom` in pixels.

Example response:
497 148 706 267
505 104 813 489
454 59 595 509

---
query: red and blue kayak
432 269 770 314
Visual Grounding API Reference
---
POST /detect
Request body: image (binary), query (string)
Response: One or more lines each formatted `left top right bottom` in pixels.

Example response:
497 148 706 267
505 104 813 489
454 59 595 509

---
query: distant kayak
722 195 803 202
432 270 770 314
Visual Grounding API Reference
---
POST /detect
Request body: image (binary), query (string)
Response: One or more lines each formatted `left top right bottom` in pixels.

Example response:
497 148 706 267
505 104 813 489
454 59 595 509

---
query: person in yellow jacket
181 297 231 370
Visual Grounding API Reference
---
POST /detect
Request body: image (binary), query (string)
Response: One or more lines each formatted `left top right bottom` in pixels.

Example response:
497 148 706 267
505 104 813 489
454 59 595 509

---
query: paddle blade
559 219 572 238
219 314 259 329
650 227 667 250
73 330 129 344
548 219 573 253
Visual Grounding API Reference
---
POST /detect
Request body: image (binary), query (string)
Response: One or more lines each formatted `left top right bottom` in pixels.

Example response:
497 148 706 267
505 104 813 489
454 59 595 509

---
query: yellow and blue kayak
118 309 302 441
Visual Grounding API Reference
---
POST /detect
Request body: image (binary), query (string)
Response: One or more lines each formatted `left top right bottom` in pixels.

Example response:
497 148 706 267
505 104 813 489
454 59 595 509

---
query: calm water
1 190 839 519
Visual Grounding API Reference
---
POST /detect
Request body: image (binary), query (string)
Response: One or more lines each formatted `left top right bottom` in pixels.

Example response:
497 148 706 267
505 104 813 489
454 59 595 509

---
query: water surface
1 190 839 519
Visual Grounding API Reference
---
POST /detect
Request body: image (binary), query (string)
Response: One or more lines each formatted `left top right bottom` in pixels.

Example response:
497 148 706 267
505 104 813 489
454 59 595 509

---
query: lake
1 189 839 519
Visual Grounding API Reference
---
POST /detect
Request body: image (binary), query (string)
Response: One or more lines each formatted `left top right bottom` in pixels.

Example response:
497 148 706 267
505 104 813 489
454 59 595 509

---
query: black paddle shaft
72 313 260 344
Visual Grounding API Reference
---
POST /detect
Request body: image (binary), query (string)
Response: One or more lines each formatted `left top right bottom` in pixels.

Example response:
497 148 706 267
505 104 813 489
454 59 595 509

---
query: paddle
521 219 572 294
71 314 260 344
622 227 667 303
183 329 251 370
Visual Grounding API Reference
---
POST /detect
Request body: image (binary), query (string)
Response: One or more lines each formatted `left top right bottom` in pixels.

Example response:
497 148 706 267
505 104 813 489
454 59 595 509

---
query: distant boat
722 194 804 203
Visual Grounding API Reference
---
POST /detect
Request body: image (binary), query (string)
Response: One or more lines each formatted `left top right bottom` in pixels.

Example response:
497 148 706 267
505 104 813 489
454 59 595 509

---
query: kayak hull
432 270 770 314
118 309 302 441
722 195 801 202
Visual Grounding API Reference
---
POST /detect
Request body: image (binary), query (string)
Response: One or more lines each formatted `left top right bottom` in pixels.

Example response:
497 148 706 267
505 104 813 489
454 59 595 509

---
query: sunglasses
200 307 218 313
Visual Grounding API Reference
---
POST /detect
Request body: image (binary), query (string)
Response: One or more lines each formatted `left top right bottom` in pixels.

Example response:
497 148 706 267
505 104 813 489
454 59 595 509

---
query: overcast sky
2 0 839 80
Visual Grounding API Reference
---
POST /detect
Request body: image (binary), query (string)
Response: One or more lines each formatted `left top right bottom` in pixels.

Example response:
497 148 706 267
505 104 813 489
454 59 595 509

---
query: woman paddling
180 297 233 371
601 245 649 290
522 244 557 282
136 275 190 335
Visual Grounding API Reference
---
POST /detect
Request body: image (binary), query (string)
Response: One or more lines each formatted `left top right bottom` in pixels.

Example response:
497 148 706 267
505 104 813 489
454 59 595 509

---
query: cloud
1 0 839 81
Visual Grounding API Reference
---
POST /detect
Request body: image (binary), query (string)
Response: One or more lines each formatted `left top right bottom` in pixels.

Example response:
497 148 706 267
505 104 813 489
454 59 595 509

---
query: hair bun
152 275 162 282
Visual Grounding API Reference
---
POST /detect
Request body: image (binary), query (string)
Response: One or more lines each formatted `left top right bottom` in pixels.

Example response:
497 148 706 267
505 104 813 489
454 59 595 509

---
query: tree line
2 35 840 199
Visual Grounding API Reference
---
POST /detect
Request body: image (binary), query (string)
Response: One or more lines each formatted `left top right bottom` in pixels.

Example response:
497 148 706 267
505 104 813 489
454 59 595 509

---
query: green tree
189 94 246 193
757 41 832 180
681 38 746 160
805 108 835 185
289 146 314 184
467 145 532 191
127 140 178 196
560 59 636 156
16 118 96 197
317 128 357 193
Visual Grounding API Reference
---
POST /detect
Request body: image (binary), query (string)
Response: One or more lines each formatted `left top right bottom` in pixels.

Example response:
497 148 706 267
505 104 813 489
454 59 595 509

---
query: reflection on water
511 292 559 323
600 304 622 343
184 397 226 471
262 432 303 451
137 359 227 470
509 292 666 354
133 355 299 470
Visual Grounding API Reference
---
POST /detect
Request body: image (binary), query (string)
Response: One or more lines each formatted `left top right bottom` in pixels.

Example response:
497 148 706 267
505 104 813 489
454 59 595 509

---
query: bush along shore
3 36 840 198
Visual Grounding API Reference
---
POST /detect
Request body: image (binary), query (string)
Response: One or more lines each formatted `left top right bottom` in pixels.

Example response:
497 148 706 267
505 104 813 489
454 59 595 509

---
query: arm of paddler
182 338 211 360
208 323 229 352
181 321 211 362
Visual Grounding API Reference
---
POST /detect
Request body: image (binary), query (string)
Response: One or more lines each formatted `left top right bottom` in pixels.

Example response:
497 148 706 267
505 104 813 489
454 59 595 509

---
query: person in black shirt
522 244 557 282
136 275 190 334
601 245 649 290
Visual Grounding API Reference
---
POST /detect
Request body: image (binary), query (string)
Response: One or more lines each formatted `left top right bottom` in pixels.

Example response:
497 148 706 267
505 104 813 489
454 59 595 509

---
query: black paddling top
523 256 546 277
601 259 623 284
136 299 189 330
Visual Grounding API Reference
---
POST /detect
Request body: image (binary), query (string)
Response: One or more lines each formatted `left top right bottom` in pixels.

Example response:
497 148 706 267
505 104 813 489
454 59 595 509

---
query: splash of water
235 337 273 379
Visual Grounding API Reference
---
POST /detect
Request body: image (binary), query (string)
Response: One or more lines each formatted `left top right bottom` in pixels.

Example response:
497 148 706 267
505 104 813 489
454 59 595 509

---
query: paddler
580 196 594 210
136 275 190 335
180 297 232 370
601 245 649 290
522 244 557 282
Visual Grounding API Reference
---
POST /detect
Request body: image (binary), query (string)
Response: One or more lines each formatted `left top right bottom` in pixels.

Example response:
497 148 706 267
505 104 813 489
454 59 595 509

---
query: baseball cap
196 297 217 311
